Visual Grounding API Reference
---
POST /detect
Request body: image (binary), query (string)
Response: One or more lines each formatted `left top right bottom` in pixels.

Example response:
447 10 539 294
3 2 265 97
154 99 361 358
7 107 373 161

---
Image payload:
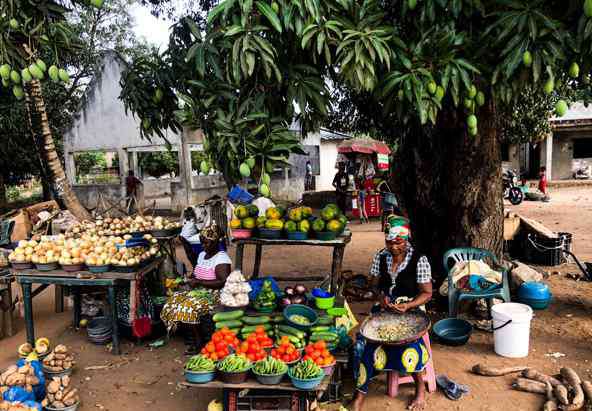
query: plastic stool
387 333 436 397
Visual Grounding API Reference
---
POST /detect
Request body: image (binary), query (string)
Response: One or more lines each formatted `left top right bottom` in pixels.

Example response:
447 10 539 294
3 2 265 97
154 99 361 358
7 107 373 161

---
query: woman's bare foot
351 392 366 411
407 373 427 410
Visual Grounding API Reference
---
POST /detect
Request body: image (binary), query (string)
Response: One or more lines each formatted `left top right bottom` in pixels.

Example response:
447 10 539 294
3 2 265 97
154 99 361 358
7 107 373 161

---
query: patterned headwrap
200 222 224 242
386 225 410 241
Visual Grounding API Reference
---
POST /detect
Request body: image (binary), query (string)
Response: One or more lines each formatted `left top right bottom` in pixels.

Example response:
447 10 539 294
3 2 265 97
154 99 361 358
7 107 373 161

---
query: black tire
508 187 524 205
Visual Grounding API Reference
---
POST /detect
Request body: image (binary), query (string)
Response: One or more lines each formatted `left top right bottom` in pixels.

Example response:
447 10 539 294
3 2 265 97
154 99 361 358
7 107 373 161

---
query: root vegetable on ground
582 380 592 401
472 364 528 376
559 368 584 410
522 369 562 386
543 382 558 411
512 378 547 394
553 384 569 405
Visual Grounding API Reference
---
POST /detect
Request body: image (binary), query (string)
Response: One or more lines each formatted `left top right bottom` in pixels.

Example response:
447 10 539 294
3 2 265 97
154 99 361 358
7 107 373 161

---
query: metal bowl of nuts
360 310 430 346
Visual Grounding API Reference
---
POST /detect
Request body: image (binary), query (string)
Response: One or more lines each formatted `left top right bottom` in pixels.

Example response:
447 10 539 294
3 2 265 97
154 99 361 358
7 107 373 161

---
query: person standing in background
305 160 314 191
332 163 349 213
125 170 143 213
539 166 550 201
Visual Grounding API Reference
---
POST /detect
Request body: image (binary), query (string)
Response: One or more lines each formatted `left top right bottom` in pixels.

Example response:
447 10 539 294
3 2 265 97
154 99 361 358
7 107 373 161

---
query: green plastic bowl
327 307 347 317
283 304 318 330
315 296 335 310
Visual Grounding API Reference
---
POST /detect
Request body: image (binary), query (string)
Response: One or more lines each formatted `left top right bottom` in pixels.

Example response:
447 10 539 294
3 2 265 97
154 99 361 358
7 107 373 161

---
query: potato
61 375 70 388
54 353 67 360
54 344 68 354
24 376 38 386
47 380 60 394
63 388 78 403
24 384 32 392
52 401 65 409
55 390 63 401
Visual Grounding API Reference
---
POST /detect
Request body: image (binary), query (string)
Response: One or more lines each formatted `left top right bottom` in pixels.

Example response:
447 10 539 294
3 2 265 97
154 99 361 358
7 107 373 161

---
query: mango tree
124 0 592 279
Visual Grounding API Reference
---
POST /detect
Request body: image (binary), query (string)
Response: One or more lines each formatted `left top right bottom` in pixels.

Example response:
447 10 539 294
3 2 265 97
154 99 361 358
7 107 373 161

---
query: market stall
336 138 392 219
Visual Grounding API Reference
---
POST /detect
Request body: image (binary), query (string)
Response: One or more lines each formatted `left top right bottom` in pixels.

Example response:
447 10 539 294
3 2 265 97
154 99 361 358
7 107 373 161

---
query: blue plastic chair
443 247 511 317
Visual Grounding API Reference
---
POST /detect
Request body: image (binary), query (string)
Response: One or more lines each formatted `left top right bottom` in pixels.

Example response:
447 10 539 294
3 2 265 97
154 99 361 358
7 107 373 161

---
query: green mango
29 64 44 80
0 64 11 80
246 157 255 168
48 65 59 82
154 88 164 103
36 59 47 72
239 162 251 177
142 118 151 129
9 19 19 30
261 172 271 185
468 126 478 136
569 62 579 78
200 160 210 175
1 79 9 88
10 70 20 84
90 0 104 8
426 80 437 95
435 86 445 101
468 84 477 98
555 100 568 117
475 91 485 107
397 89 404 101
585 0 592 18
21 68 32 83
467 115 477 129
543 78 554 95
265 160 275 174
259 184 270 197
522 51 532 67
58 68 70 83
463 98 474 110
12 85 24 100
408 0 417 10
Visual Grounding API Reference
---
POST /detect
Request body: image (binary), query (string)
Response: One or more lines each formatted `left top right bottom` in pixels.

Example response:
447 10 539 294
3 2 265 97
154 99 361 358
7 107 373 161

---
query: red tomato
247 353 256 361
305 346 314 354
212 334 223 343
277 346 286 355
210 353 219 361
311 351 321 359
224 334 234 343
271 349 277 357
255 326 265 334
314 341 326 350
282 354 291 362
303 355 311 361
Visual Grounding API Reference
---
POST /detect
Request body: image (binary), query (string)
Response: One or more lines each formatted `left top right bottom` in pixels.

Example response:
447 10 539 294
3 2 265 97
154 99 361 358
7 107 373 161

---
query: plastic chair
387 333 436 397
443 247 511 317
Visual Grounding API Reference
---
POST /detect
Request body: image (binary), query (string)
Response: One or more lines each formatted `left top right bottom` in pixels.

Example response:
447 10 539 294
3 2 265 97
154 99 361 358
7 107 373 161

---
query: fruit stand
11 257 163 355
233 232 351 293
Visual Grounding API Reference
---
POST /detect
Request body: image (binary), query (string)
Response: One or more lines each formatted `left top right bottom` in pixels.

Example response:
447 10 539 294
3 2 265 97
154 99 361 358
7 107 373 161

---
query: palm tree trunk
27 79 91 221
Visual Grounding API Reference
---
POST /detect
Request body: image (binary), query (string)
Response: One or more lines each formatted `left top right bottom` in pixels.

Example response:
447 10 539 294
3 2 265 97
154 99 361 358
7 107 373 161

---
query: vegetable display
216 354 251 373
18 338 49 358
303 341 335 366
185 355 216 372
288 314 310 326
291 359 322 380
281 285 308 307
42 345 74 372
276 324 306 349
0 363 40 392
253 280 277 310
220 271 251 308
236 327 271 362
309 328 339 351
271 336 300 364
42 375 79 409
253 357 288 376
200 328 240 361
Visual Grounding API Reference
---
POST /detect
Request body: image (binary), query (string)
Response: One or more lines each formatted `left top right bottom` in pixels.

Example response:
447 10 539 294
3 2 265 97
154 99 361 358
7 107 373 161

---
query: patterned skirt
160 288 220 330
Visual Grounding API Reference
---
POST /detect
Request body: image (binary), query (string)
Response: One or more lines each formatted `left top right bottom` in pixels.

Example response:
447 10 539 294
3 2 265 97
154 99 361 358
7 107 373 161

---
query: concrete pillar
65 153 76 185
545 133 553 181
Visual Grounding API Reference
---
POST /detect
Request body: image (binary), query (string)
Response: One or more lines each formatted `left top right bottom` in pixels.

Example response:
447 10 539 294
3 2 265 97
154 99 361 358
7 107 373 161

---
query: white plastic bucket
491 303 533 358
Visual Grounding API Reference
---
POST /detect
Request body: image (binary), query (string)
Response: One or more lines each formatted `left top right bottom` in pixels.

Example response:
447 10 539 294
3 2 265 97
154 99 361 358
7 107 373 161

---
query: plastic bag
248 276 282 301
15 359 46 401
3 386 35 403
0 400 42 411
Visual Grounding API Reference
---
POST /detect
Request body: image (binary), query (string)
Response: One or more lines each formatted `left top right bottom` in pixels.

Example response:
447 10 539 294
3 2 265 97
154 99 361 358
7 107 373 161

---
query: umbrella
337 138 391 155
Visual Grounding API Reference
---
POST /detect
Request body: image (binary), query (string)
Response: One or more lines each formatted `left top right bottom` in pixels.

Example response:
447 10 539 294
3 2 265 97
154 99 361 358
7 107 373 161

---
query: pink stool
387 333 436 397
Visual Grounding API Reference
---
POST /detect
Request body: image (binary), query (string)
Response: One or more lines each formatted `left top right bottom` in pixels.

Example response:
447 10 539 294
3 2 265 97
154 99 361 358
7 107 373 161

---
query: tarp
337 138 391 155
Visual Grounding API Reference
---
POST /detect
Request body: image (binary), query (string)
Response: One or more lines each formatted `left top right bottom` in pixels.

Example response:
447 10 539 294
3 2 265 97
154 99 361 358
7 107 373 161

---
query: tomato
314 341 326 350
305 346 314 354
321 349 331 358
303 355 311 361
210 353 219 361
206 343 215 353
224 334 234 343
255 325 265 334
214 341 225 351
257 352 266 360
221 327 230 333
286 346 295 355
247 334 257 343
233 338 240 346
282 354 291 362
311 351 320 359
247 353 256 361
212 333 223 343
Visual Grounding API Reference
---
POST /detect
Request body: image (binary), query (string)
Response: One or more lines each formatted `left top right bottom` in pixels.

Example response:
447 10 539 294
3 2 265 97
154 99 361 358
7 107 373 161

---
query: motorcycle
502 169 524 205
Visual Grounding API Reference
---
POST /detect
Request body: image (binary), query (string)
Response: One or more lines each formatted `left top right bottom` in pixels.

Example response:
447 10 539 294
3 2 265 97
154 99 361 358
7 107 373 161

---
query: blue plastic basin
433 318 472 346
288 368 325 390
184 370 216 384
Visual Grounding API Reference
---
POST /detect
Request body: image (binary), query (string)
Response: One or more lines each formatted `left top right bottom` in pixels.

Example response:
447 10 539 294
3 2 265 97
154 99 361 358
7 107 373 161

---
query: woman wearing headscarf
351 225 433 411
161 223 232 354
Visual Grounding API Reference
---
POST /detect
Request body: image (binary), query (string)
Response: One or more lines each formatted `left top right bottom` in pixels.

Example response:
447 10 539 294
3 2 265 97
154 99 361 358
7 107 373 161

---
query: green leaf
256 1 283 33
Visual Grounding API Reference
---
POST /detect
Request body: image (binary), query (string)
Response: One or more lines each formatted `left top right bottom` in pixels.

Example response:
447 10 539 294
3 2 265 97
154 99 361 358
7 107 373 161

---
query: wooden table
11 258 162 355
233 232 352 293
183 376 330 411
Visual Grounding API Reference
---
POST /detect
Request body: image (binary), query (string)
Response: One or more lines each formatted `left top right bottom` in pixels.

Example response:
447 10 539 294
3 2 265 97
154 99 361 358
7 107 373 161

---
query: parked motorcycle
503 169 524 205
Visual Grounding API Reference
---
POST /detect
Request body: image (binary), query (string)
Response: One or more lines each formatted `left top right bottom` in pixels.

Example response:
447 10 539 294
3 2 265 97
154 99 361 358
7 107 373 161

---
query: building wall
502 144 520 172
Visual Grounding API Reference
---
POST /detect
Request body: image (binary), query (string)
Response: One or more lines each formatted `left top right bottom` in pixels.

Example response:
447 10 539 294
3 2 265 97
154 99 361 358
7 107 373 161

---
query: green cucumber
310 333 338 342
278 325 305 339
229 328 241 335
242 315 271 325
277 333 301 344
215 320 243 329
271 315 285 323
310 326 330 333
317 316 333 325
213 310 244 322
241 324 271 334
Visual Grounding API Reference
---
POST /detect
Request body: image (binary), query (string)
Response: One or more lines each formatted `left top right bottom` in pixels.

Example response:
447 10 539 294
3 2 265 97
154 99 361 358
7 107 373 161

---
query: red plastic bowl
232 229 252 239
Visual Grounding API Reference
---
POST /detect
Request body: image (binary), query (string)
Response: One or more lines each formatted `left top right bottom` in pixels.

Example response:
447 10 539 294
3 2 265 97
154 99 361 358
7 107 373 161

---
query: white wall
301 133 340 191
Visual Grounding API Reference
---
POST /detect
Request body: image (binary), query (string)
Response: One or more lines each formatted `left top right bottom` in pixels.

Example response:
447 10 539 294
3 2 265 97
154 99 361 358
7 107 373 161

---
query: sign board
377 153 389 170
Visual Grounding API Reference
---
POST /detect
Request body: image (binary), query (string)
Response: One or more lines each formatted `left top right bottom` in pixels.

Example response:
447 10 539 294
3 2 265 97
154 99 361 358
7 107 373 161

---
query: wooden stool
0 273 15 338
387 333 436 397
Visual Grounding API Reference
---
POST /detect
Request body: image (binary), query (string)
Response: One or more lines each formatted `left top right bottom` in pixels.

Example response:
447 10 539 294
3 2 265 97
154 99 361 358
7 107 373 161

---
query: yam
24 384 32 392
64 396 78 407
63 388 78 402
0 366 18 384
54 344 68 354
52 401 65 409
559 368 584 410
46 393 55 402
61 375 70 387
24 376 39 386
582 380 592 401
55 390 63 401
47 380 60 394
63 361 72 369
543 401 558 411
6 373 25 386
44 352 55 362
41 399 48 408
553 385 569 405
472 364 528 376
522 369 562 386
54 353 67 360
17 364 31 375
513 378 547 394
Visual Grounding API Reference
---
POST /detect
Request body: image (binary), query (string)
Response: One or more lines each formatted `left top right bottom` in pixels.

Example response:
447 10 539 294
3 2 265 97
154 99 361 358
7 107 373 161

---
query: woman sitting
352 225 433 411
161 224 231 354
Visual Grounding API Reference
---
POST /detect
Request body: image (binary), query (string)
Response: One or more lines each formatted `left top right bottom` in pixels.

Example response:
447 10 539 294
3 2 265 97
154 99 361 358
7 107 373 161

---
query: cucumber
213 310 244 322
310 333 338 342
242 315 270 325
229 328 241 335
277 333 301 344
215 320 243 329
317 316 333 326
271 315 285 323
278 325 305 339
241 324 272 334
310 326 330 333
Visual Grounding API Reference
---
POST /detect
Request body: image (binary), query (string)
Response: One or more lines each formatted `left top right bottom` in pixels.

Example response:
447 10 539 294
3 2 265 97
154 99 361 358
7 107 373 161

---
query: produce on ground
543 382 558 411
200 329 240 361
303 340 335 366
236 328 270 362
471 364 527 376
512 378 547 394
42 375 79 409
216 354 251 373
271 336 300 364
521 368 562 386
219 271 251 307
253 356 288 376
42 345 74 372
185 355 216 372
0 363 40 394
560 367 584 410
291 359 322 380
18 338 49 358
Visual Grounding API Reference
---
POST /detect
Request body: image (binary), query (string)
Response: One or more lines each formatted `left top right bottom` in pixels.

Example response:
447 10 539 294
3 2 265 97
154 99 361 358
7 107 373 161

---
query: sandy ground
2 186 592 410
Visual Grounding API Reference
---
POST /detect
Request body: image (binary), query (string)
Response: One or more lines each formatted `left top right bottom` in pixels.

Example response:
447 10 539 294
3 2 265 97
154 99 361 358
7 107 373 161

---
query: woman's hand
391 302 409 313
380 295 391 310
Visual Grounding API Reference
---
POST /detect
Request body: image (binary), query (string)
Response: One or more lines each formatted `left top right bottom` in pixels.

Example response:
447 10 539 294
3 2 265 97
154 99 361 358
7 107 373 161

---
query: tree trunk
0 174 6 210
27 80 91 221
394 103 504 285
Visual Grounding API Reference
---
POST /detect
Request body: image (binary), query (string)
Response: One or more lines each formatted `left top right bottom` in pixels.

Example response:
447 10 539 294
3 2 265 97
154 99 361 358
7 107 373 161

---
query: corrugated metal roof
550 101 592 122
319 128 352 141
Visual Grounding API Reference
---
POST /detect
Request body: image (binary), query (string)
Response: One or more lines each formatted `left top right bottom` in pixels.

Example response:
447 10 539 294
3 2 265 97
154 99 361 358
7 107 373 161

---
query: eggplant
295 285 307 295
280 297 292 307
284 286 295 296
292 295 305 305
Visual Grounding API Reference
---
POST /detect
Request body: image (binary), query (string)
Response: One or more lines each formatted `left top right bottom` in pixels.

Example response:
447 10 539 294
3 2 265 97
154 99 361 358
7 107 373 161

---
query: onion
292 296 305 305
280 298 292 307
284 286 295 296
295 285 307 295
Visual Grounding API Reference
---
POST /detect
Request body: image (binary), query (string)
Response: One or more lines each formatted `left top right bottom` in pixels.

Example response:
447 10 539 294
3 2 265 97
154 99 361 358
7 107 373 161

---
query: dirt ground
2 186 592 411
